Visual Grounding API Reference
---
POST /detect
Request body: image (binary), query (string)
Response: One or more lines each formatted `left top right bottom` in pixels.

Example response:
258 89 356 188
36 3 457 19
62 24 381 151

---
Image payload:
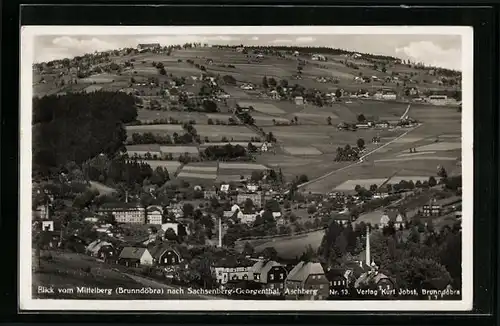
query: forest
32 92 138 177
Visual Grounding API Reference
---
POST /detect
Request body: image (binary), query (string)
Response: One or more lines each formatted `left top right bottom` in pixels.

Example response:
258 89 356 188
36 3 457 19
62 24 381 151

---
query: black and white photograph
20 26 473 311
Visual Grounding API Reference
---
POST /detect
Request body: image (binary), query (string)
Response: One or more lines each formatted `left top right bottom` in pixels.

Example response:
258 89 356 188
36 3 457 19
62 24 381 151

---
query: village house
375 121 390 129
204 189 218 199
284 261 329 300
212 258 254 285
86 239 115 261
146 205 163 225
149 242 184 266
379 210 406 228
41 220 54 231
240 213 258 225
332 214 350 225
427 95 449 106
35 203 51 220
98 203 146 224
294 96 304 105
118 247 154 267
325 268 351 293
249 260 288 292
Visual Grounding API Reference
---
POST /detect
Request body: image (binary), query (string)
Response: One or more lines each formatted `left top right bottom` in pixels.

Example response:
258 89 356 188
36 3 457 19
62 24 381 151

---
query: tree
357 138 365 149
262 247 278 260
335 89 342 99
307 205 317 215
183 203 195 217
327 116 332 125
357 114 366 123
244 198 254 212
250 170 263 182
164 228 178 241
387 257 452 293
298 174 309 183
262 76 269 89
159 68 166 75
428 176 437 187
437 166 448 179
243 242 255 256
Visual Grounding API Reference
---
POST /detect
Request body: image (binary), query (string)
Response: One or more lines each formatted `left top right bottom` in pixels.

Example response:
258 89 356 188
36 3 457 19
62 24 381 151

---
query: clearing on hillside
194 125 259 140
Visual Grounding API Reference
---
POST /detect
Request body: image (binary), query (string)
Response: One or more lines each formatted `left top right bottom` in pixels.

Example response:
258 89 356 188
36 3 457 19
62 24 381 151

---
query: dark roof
149 242 181 260
119 247 148 259
286 261 325 282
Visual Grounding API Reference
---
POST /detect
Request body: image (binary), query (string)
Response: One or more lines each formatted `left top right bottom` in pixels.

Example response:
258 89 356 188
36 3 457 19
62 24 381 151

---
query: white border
20 26 473 312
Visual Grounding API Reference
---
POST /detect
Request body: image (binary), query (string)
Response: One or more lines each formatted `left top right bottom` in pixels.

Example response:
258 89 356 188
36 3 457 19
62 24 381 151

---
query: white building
146 205 163 225
41 220 54 231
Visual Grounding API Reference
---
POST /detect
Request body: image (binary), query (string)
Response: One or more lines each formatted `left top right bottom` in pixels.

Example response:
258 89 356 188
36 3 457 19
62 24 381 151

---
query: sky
33 34 462 70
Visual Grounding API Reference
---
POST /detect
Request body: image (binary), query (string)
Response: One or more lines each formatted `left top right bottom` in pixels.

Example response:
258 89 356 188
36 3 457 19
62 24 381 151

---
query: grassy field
251 230 326 260
33 251 143 299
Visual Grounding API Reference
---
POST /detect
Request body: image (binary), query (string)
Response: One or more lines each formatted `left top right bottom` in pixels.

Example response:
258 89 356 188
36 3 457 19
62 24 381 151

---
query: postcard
20 25 472 311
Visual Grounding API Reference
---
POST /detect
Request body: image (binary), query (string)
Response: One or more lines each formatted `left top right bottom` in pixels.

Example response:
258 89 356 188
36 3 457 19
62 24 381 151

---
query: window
269 274 274 281
318 295 323 300
279 273 284 280
311 275 316 280
319 284 324 289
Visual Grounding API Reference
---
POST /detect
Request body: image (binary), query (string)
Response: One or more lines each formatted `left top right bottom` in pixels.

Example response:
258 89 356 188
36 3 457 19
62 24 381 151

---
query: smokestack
365 226 371 267
125 190 129 204
218 217 222 248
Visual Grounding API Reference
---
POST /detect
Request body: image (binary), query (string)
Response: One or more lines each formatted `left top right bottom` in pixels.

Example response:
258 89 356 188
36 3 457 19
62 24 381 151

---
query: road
292 124 422 192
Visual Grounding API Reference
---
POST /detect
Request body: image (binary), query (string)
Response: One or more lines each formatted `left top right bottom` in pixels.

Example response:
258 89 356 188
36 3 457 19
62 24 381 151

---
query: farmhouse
118 247 154 267
98 203 146 224
285 261 329 300
86 240 115 260
249 260 288 291
150 243 184 266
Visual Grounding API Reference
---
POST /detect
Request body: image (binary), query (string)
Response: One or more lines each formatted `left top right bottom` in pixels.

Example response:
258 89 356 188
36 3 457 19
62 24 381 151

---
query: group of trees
33 92 138 177
335 144 360 162
201 144 249 161
370 221 462 291
82 155 170 190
